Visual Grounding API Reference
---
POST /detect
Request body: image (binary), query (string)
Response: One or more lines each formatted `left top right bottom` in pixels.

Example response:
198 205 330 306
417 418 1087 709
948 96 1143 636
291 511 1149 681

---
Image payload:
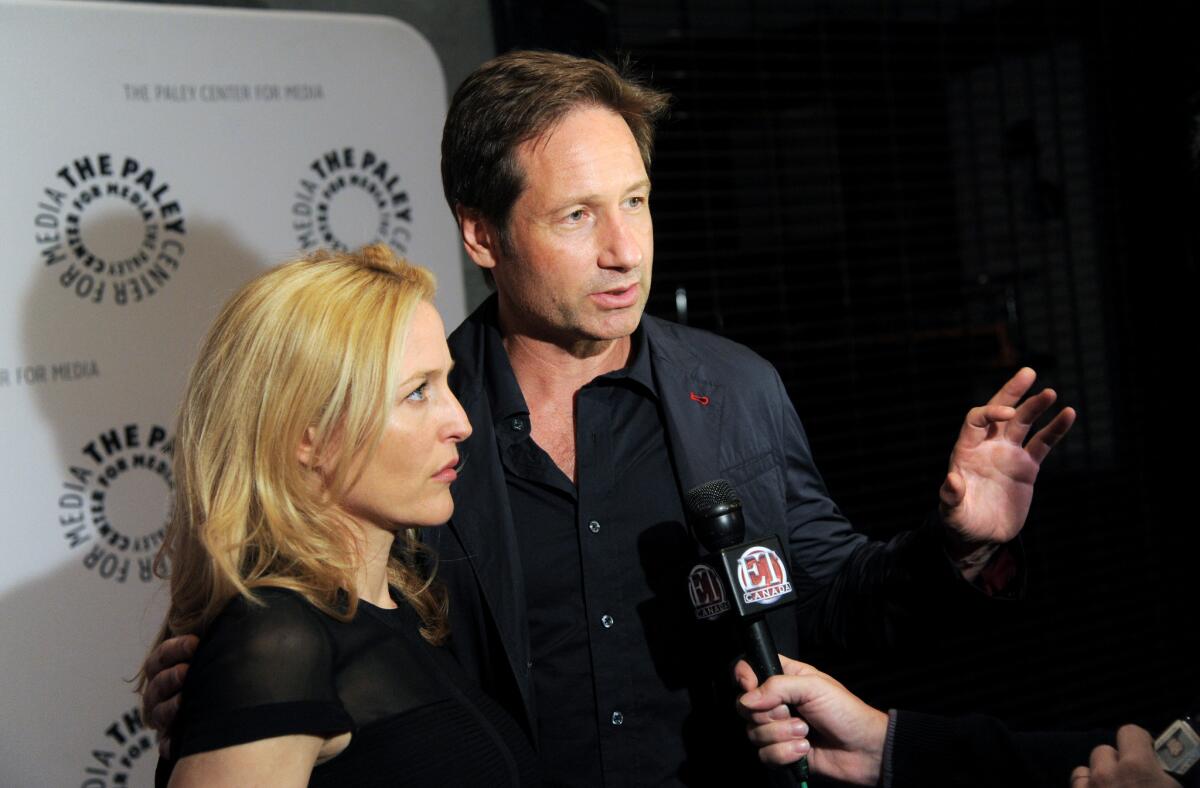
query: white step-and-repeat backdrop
0 1 464 783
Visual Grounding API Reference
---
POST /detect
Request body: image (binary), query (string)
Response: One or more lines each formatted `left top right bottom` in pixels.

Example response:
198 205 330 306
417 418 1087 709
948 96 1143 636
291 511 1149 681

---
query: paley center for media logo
292 147 413 254
81 705 156 788
34 154 187 305
57 423 174 583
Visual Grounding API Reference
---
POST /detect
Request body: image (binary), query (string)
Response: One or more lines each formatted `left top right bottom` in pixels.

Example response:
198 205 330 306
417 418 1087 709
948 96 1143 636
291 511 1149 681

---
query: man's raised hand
940 367 1076 564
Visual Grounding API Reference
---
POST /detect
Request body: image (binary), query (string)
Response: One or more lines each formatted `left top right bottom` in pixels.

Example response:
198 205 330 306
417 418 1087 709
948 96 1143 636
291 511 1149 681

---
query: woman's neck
348 520 398 609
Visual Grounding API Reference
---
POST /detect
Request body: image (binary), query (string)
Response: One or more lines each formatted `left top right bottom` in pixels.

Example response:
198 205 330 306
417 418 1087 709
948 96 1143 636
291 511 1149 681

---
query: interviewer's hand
1070 725 1181 788
736 655 888 786
140 634 198 757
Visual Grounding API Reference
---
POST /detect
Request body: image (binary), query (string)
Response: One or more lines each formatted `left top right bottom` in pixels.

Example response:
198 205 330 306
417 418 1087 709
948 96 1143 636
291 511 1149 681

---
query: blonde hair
141 244 447 688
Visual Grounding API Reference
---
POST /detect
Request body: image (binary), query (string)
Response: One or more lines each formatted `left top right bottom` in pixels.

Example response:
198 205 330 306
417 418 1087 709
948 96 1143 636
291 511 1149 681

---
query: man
144 51 1075 786
735 656 1183 788
429 50 1073 785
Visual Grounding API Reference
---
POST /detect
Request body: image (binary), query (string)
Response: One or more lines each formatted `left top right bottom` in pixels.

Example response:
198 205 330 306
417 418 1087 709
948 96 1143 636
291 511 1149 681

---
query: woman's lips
432 457 460 483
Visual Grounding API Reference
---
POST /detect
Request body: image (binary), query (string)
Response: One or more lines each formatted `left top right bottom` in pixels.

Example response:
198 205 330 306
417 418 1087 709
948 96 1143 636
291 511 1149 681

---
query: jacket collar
642 315 727 495
445 298 536 728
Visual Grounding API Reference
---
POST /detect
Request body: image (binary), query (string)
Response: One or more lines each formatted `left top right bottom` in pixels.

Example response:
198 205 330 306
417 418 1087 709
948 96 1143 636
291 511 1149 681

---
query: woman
141 244 539 786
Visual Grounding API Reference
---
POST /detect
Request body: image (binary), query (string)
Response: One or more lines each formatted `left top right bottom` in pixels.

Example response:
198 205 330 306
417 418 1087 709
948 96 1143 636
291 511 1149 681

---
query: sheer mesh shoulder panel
172 588 353 757
164 590 541 786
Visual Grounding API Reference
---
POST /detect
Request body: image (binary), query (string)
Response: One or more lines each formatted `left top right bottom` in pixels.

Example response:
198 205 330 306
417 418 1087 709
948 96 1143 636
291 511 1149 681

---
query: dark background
493 0 1198 737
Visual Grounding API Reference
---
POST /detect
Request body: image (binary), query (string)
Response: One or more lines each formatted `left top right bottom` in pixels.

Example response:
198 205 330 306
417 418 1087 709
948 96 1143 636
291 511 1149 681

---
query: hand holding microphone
684 479 811 787
735 655 888 786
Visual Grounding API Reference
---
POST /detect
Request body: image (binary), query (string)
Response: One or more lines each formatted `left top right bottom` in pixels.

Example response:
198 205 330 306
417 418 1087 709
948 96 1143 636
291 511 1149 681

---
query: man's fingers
987 367 1037 408
149 690 183 733
746 718 810 746
741 673 828 713
144 634 198 677
939 471 965 510
1070 766 1091 785
740 703 795 725
758 738 811 767
1004 388 1057 444
734 660 760 693
1025 407 1077 464
779 655 820 677
1114 724 1156 765
1115 723 1154 749
957 404 1017 451
1089 743 1118 774
738 656 820 700
144 663 188 731
957 368 1046 448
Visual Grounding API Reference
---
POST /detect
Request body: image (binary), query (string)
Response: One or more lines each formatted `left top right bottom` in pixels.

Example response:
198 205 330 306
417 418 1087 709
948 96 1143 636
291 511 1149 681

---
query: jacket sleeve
765 365 984 648
885 709 1113 788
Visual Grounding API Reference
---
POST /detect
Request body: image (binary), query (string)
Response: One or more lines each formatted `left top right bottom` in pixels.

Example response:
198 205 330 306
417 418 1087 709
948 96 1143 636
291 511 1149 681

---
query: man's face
492 105 654 345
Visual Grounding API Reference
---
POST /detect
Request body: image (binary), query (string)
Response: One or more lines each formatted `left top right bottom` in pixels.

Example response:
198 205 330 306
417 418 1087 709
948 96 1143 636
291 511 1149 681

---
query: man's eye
406 383 428 402
565 209 586 223
627 196 645 208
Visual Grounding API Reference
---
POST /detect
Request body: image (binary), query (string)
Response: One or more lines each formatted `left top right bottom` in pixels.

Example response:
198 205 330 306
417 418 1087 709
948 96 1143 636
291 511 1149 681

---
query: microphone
684 479 811 788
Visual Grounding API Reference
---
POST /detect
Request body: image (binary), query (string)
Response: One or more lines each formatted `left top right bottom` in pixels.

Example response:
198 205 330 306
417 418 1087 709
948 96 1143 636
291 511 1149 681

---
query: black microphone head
684 479 745 551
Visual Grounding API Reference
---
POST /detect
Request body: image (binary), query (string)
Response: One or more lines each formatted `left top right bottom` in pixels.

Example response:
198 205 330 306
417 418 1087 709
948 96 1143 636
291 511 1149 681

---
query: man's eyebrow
550 180 653 211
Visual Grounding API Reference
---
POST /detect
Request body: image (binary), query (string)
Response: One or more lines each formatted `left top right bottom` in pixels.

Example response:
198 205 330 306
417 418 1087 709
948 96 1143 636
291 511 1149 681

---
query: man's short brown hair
441 50 671 247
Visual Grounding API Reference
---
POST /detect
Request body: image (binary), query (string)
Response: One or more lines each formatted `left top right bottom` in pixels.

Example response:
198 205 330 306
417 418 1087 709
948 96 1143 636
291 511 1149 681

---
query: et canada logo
33 154 187 305
57 423 173 584
292 147 413 254
736 546 792 605
81 706 155 788
687 563 730 621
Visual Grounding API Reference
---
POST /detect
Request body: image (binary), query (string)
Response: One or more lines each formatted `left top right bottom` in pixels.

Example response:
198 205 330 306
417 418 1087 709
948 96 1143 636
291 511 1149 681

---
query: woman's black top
156 587 539 787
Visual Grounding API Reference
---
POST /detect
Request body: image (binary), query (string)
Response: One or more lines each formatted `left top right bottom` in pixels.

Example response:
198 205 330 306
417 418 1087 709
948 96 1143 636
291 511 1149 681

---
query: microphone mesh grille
684 478 740 517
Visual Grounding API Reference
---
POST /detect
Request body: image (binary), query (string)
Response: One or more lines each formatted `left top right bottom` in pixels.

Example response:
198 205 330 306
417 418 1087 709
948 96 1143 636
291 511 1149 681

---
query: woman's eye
405 383 428 402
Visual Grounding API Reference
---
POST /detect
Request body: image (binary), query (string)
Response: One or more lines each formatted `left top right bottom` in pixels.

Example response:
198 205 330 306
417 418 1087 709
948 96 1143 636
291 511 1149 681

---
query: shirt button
611 711 624 726
588 520 601 533
600 614 614 628
510 418 524 431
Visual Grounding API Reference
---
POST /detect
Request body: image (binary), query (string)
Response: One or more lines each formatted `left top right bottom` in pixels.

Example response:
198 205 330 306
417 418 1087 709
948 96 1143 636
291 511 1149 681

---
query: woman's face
338 301 471 530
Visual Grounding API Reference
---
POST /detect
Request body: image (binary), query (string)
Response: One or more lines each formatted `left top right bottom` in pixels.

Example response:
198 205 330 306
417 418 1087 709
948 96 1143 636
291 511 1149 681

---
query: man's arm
777 367 1074 647
141 634 199 755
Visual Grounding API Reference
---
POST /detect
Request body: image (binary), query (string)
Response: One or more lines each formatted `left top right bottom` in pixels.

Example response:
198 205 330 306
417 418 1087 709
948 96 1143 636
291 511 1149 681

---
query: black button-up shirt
483 327 742 786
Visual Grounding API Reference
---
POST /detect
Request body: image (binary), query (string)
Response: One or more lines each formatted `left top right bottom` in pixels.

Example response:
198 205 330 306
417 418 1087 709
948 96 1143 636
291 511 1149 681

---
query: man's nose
599 213 644 271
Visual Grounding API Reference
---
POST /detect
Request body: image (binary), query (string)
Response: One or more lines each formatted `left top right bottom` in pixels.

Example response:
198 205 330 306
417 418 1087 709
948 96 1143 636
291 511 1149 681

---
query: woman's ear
296 426 318 467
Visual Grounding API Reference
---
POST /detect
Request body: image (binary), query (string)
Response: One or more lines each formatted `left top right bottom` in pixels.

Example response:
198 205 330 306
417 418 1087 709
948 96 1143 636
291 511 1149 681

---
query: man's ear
457 206 500 271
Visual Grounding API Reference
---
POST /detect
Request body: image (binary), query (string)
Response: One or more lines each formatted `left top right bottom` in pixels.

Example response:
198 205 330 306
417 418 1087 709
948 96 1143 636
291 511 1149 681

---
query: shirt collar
594 324 655 398
482 318 659 426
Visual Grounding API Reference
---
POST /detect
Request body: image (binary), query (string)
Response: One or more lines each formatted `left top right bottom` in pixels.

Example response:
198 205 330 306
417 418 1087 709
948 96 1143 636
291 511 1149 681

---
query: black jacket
429 297 971 742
